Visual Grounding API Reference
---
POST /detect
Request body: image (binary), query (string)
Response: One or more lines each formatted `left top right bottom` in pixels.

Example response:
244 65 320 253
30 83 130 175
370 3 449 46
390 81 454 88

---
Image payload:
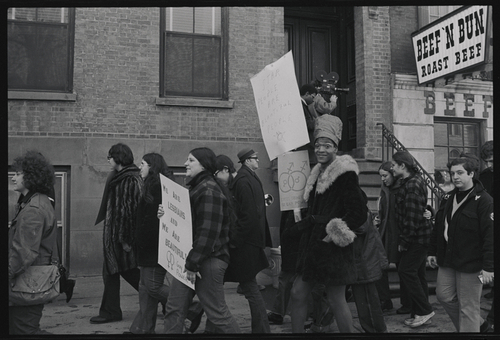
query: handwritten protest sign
250 51 309 160
158 174 194 290
278 150 310 211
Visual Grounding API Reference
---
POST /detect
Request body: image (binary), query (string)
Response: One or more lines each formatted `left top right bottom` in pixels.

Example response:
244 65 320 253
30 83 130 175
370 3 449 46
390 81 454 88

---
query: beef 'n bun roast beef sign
411 6 489 85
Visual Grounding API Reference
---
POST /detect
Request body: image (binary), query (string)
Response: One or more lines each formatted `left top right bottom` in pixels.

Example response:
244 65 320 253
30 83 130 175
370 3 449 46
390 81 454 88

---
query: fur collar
304 155 359 201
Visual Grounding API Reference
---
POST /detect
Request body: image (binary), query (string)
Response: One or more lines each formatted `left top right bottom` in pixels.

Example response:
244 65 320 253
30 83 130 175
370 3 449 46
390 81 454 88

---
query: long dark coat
95 165 142 275
377 179 402 264
295 155 368 285
135 181 162 267
225 165 272 282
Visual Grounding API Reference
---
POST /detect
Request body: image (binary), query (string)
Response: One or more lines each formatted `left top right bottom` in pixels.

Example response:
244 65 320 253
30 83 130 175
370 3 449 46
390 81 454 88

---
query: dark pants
352 282 387 333
486 300 494 324
9 304 50 335
270 270 296 316
99 267 140 320
375 264 412 309
397 243 433 317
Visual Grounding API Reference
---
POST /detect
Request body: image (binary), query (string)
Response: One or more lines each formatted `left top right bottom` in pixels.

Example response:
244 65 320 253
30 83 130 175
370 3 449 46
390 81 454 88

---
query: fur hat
314 115 343 146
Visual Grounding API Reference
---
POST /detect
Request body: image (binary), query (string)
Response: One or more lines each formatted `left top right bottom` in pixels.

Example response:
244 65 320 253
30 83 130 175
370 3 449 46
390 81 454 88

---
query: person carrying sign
162 147 240 333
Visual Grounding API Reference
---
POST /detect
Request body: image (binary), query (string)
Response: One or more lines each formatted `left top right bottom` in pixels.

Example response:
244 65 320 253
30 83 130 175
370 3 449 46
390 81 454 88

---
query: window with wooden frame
160 7 228 99
7 8 75 93
417 6 462 28
434 119 481 170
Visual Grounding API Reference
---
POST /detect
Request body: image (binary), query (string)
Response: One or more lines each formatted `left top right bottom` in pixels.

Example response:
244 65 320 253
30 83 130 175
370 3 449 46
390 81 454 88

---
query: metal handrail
377 123 445 210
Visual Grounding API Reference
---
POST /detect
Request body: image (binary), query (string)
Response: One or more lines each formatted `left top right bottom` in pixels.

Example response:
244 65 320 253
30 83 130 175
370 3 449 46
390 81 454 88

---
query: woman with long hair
161 147 240 333
9 151 57 334
129 153 203 334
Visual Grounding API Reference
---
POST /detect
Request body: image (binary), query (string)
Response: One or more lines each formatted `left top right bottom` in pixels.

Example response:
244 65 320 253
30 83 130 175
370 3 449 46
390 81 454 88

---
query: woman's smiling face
184 153 204 178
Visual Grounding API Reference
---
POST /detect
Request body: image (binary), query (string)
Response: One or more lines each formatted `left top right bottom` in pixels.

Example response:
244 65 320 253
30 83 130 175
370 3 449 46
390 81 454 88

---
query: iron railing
377 123 445 210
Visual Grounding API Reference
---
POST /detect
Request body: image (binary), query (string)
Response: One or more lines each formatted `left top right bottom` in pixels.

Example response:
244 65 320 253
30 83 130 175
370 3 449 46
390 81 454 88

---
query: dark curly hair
448 153 480 179
141 153 173 203
12 151 55 196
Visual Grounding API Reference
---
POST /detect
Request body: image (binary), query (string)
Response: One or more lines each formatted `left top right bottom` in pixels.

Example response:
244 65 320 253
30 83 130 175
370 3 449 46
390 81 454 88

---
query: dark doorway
285 7 356 152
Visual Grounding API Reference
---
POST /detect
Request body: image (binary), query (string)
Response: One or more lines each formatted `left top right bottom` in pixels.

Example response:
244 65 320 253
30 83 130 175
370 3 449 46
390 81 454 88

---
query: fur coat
98 165 142 275
295 155 368 285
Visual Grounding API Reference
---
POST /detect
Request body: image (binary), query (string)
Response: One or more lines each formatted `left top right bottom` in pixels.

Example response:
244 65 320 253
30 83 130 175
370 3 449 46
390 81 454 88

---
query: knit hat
313 115 343 146
237 148 257 163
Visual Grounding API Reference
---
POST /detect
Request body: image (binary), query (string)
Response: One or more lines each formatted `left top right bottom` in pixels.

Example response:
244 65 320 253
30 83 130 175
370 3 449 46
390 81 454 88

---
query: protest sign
250 51 309 160
158 174 194 290
278 150 310 211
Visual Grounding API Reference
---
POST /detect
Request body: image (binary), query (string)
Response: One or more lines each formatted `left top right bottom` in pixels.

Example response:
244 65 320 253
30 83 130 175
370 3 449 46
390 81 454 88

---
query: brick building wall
389 7 418 74
8 7 285 276
354 6 392 159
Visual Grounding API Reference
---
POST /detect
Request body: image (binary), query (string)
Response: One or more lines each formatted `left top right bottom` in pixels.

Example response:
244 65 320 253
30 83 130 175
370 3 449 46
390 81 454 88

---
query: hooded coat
96 165 142 275
295 155 368 285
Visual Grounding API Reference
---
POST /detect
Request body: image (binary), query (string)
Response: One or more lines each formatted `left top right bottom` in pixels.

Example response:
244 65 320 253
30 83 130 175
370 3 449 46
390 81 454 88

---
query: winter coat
135 181 162 267
184 171 231 273
429 180 493 273
294 155 368 285
353 211 388 284
9 192 58 281
377 179 403 263
96 165 142 275
225 165 271 282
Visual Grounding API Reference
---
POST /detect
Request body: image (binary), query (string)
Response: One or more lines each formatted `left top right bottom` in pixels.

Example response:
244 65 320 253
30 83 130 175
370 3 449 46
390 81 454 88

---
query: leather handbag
9 264 61 306
9 194 62 306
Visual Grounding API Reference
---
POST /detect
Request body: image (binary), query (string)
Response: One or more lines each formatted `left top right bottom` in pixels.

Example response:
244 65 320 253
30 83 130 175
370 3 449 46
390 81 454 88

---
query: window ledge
156 97 234 109
8 91 77 101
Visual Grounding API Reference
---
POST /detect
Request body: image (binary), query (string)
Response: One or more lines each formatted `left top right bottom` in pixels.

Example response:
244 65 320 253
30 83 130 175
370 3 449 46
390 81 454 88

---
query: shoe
267 312 283 325
90 316 121 324
396 306 412 314
480 320 492 333
188 309 204 333
65 279 75 303
381 300 393 312
404 317 432 326
408 311 435 328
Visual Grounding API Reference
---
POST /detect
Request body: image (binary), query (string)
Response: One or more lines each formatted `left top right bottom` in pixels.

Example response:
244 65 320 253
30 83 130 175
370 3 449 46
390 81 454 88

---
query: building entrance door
285 7 356 152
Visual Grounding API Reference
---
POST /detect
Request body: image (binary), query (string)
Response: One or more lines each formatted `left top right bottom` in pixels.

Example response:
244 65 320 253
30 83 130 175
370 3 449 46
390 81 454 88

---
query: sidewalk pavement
38 274 494 335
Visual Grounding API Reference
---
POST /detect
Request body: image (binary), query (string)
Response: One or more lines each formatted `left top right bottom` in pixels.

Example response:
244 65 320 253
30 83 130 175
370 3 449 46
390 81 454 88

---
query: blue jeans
436 266 482 332
164 257 240 333
130 265 202 334
397 243 433 317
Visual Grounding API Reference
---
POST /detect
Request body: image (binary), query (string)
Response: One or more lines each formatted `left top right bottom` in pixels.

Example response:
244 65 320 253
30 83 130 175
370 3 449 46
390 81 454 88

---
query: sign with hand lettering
411 5 489 84
158 174 194 290
250 51 309 160
278 150 310 211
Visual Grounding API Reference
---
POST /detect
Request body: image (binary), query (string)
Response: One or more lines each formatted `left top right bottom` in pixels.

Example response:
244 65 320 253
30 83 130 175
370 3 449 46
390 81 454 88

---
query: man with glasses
224 148 272 333
90 143 142 324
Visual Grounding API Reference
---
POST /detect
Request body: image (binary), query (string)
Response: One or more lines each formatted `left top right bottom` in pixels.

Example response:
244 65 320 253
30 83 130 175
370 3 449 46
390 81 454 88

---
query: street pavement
36 273 495 336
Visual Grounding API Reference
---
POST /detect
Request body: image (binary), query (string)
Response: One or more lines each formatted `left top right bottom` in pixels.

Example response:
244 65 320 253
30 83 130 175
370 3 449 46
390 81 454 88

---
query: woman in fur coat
289 115 368 333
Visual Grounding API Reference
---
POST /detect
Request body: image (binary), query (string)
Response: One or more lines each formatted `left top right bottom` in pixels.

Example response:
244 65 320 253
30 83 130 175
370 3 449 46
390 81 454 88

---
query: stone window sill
156 97 234 109
8 91 77 101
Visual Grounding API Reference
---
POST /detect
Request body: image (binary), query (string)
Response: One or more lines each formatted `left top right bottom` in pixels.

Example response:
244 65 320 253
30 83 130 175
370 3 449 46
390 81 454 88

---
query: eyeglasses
314 143 335 150
214 167 228 176
248 156 259 160
107 155 113 160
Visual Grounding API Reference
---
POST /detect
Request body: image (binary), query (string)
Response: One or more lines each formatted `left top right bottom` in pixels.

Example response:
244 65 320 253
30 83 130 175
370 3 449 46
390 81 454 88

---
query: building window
434 119 480 170
7 8 75 93
160 7 228 99
418 6 462 28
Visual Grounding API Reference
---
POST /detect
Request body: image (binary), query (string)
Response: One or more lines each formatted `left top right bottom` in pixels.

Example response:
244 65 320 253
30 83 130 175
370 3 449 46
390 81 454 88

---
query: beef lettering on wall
411 5 489 85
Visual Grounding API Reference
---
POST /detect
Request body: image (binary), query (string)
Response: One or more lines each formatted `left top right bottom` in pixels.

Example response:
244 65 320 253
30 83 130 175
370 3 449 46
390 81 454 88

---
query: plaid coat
184 172 231 273
394 173 432 249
